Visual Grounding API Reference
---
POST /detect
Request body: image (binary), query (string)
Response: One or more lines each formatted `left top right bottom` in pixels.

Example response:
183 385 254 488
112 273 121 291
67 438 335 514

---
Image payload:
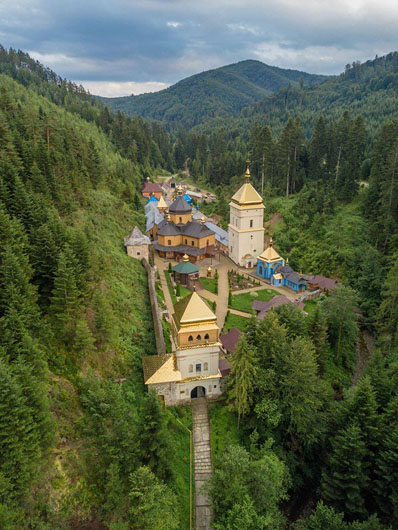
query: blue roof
183 193 193 203
147 195 158 203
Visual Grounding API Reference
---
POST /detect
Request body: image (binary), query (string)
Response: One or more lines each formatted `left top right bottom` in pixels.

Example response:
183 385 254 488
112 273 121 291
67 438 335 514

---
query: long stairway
192 397 213 530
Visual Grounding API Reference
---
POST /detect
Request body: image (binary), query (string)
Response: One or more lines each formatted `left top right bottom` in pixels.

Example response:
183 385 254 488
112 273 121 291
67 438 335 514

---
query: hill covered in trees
0 48 191 529
100 59 326 129
1 46 398 530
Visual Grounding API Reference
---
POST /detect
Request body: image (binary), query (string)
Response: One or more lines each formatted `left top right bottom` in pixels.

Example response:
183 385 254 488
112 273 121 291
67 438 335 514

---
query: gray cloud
0 0 397 95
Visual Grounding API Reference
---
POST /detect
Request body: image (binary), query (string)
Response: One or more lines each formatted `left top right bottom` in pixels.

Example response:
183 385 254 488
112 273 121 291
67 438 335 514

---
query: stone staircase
192 397 213 530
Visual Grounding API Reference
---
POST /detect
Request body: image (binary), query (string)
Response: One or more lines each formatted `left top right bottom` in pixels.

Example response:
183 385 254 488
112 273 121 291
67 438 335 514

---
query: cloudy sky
0 0 397 96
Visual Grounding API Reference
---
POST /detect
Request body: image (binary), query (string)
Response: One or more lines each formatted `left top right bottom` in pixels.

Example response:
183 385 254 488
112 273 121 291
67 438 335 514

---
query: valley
0 44 397 530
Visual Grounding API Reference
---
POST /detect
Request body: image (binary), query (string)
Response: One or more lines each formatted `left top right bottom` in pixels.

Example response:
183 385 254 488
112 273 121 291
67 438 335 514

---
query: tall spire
245 160 251 182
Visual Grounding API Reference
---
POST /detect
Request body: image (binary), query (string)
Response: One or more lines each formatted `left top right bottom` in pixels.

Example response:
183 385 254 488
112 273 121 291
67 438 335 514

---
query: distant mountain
238 52 398 136
100 59 327 129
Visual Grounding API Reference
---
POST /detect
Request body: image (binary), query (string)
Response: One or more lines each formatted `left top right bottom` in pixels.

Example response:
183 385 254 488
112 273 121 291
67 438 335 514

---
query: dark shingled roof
169 196 192 214
182 221 214 238
279 265 293 274
154 242 212 256
157 223 181 236
284 271 307 285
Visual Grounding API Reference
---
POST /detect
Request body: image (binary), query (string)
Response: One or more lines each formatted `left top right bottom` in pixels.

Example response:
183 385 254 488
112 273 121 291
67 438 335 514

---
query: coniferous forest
0 46 398 529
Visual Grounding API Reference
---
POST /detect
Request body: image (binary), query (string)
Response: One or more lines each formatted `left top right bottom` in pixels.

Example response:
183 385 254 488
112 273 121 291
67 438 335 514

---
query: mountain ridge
100 59 328 129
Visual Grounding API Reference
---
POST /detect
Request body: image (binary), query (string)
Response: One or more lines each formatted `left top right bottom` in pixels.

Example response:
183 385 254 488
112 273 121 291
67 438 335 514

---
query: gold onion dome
183 253 189 262
201 216 206 224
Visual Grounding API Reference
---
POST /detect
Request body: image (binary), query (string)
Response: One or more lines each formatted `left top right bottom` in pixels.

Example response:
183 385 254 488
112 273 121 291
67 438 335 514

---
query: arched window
250 219 253 227
189 364 193 373
188 335 193 342
204 333 209 340
196 334 201 341
179 217 182 223
204 362 208 371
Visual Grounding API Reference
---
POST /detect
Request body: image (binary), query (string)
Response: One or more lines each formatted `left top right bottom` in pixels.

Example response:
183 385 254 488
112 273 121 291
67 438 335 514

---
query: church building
228 163 265 268
154 185 216 262
143 292 223 405
256 239 307 292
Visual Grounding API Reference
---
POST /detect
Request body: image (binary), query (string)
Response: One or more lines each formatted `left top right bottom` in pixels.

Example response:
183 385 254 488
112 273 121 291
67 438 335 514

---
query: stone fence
142 258 166 355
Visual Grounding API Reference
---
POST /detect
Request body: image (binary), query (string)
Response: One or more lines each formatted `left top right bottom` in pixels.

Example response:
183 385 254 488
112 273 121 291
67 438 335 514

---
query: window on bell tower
250 219 253 227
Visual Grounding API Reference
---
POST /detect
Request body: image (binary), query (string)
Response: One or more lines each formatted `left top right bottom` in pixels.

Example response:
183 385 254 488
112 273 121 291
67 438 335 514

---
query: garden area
229 288 279 314
228 269 261 291
200 276 218 294
222 312 251 332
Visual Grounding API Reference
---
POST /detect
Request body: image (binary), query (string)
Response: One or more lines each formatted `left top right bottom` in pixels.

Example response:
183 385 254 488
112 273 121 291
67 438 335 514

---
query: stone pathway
154 254 176 350
229 308 252 318
192 397 213 530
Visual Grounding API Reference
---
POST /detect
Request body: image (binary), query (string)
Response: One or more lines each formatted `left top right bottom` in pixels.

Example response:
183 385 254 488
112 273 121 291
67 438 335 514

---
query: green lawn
178 284 192 298
200 276 218 294
167 406 193 530
164 271 191 304
223 312 251 332
229 288 279 314
209 402 241 462
304 298 319 317
164 271 177 305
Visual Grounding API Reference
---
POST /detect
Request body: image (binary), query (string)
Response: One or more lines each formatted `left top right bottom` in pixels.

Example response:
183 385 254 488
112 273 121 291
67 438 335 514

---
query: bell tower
228 161 265 268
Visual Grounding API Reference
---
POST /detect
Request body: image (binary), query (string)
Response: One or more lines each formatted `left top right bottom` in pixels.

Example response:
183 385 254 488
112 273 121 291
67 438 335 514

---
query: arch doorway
191 386 206 399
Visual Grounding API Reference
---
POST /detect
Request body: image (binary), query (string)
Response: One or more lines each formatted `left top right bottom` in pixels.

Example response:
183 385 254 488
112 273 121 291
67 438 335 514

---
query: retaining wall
142 258 166 355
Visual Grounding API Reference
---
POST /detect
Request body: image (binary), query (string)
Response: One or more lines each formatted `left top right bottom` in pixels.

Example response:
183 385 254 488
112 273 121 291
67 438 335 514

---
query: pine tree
374 397 398 520
307 304 329 373
50 244 82 343
137 391 171 480
377 254 398 351
227 336 258 427
0 359 44 499
128 466 179 530
277 337 330 448
322 285 359 368
321 423 368 520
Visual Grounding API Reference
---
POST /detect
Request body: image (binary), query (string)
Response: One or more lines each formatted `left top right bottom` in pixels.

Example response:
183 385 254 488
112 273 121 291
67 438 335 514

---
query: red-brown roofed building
253 295 304 320
308 275 338 294
142 179 163 199
220 328 241 354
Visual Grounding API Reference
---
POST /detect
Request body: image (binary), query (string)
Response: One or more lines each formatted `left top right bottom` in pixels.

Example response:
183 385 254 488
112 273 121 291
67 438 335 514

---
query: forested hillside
1 46 398 530
101 59 326 129
0 51 190 529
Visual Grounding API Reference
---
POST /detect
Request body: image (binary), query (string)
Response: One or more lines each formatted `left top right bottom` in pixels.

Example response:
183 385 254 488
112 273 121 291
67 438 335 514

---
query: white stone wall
176 378 222 401
176 344 220 379
126 244 149 261
150 378 222 405
228 204 264 267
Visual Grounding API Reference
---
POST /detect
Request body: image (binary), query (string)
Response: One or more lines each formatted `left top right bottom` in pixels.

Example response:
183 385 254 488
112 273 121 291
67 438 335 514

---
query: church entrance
191 386 206 399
